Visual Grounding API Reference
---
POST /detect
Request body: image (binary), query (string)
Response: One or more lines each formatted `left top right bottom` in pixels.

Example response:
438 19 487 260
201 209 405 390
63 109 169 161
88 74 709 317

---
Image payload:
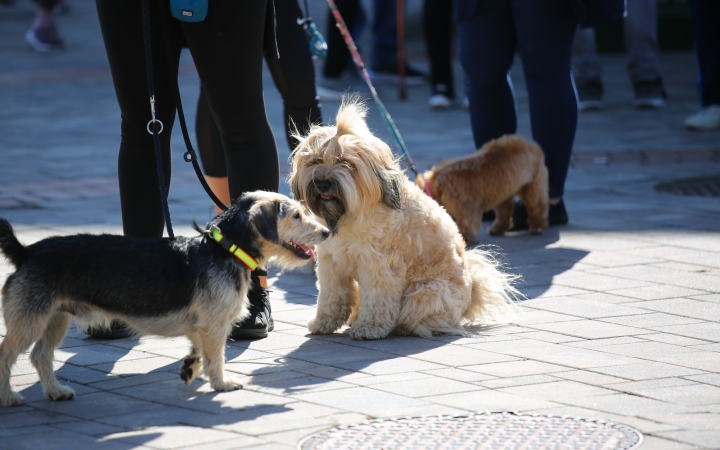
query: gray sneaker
576 81 603 111
25 21 64 53
632 78 667 109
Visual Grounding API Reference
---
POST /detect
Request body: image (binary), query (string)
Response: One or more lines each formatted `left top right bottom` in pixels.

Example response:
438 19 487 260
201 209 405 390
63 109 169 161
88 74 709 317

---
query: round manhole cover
655 175 720 197
299 411 643 450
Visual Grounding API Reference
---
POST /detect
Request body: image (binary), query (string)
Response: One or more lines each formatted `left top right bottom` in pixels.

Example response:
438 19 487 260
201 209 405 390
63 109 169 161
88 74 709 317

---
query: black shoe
632 78 667 109
576 80 603 111
230 278 273 340
84 320 132 339
511 199 569 231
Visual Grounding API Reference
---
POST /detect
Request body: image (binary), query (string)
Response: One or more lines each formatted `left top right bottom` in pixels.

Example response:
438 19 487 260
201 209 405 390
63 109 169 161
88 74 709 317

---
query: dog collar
206 226 259 271
424 180 433 198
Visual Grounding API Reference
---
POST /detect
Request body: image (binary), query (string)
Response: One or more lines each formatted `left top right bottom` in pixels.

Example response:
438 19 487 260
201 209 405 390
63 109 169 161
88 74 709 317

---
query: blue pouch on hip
304 20 327 60
170 0 208 22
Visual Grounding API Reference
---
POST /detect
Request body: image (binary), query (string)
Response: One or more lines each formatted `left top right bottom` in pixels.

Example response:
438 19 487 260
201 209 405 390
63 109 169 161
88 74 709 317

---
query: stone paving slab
2 1 720 449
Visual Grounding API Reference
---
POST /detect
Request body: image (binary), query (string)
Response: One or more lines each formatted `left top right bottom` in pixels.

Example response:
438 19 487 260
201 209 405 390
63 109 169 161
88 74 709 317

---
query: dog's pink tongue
296 242 317 262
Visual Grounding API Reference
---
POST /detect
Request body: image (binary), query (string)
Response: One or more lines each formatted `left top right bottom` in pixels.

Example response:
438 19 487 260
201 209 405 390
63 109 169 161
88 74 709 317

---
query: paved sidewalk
1 1 720 449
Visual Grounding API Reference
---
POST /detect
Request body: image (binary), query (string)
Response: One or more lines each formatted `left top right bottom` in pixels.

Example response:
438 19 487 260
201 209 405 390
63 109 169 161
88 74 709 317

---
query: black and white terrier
0 191 329 406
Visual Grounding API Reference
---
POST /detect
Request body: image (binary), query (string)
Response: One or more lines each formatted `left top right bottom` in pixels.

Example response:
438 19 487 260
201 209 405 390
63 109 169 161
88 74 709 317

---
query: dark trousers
196 0 322 177
323 0 398 77
96 0 278 238
690 0 720 107
423 0 455 96
457 0 577 198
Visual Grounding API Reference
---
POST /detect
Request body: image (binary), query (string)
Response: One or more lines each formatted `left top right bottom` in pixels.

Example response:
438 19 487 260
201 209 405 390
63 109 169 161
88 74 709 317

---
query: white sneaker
684 105 720 131
429 93 452 110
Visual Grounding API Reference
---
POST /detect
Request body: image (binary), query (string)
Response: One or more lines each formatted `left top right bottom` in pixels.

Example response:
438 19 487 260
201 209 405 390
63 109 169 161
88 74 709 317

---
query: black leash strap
140 0 175 239
156 0 228 213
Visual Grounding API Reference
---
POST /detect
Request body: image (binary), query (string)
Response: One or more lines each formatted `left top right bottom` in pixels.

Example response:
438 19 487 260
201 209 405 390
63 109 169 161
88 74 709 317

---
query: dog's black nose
315 179 332 192
322 229 330 239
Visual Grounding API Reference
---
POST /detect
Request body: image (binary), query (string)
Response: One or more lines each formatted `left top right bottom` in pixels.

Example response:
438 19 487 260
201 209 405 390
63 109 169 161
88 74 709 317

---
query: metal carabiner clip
146 95 164 135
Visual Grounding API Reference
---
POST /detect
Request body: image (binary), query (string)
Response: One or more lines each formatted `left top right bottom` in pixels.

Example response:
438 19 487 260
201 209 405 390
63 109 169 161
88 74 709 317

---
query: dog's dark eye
293 212 301 219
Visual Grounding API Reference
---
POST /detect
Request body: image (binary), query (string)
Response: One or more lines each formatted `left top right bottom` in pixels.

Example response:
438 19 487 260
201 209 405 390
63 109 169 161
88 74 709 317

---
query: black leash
139 0 228 241
140 0 175 238
155 0 228 213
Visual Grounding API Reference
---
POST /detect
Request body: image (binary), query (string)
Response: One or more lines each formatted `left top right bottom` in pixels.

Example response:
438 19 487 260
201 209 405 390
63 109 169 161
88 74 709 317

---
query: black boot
511 199 569 231
230 269 274 340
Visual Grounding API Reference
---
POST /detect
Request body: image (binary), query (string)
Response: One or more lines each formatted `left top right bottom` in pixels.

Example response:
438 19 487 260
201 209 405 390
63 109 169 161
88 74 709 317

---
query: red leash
325 0 418 177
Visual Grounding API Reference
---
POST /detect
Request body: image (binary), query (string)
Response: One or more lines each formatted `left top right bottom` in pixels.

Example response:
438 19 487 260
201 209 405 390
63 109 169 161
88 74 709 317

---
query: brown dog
415 135 549 242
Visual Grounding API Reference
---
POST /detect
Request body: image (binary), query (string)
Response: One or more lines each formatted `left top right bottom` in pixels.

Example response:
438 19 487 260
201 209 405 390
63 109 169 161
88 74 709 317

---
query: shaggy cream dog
288 98 520 339
414 135 549 242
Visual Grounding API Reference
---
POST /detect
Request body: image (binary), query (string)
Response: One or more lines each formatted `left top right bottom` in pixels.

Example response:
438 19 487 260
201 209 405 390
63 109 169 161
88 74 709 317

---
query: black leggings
96 0 278 238
423 0 455 97
323 0 361 78
196 0 322 177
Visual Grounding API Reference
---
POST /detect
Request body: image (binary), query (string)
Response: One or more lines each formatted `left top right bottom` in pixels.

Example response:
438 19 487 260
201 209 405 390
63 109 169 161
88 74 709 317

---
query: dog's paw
488 224 508 236
348 322 391 340
46 384 75 402
307 316 340 335
180 356 202 384
211 377 243 392
0 390 25 407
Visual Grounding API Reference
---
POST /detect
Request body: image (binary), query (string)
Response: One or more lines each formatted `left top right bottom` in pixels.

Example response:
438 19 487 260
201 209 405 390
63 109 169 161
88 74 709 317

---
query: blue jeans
324 0 396 75
573 0 661 85
689 0 720 108
371 0 399 70
457 0 578 198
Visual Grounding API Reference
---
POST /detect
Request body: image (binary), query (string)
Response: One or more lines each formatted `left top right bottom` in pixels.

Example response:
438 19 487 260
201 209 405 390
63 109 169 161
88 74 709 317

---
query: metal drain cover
299 411 643 450
655 175 720 197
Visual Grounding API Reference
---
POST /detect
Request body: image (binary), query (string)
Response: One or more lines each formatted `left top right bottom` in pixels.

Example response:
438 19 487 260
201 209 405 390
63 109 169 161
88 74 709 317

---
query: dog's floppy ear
374 167 403 210
249 200 279 244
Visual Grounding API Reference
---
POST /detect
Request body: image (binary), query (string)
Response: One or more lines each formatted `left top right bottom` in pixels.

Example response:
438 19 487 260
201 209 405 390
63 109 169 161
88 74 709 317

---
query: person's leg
369 0 425 83
370 0 397 70
423 0 455 107
266 0 322 152
324 0 360 78
195 86 230 216
690 0 720 108
625 0 661 84
183 0 279 339
182 0 279 202
625 0 666 108
572 27 604 110
572 27 602 85
456 0 517 149
96 0 183 238
91 0 184 339
685 0 720 130
512 0 578 201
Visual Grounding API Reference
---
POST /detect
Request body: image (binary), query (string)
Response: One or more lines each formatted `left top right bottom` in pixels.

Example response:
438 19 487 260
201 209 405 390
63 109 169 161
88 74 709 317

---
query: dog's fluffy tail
0 218 24 268
463 247 523 325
